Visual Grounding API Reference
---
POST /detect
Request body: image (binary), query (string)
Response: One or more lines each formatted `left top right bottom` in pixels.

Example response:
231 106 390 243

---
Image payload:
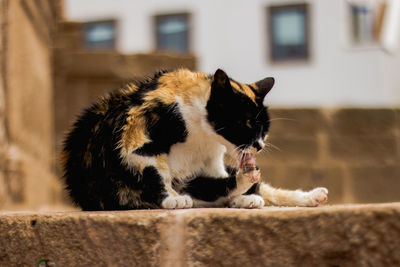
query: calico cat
62 68 328 210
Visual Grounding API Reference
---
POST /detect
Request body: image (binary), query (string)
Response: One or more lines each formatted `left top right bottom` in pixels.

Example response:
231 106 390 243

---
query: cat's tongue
240 153 253 168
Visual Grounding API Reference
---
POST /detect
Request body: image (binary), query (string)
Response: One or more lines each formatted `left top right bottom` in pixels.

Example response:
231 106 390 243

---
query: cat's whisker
255 109 264 120
266 142 281 152
268 117 297 122
226 144 247 169
215 127 226 133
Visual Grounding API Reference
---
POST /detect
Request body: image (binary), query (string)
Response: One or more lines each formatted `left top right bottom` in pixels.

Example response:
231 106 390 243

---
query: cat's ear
212 69 231 89
254 77 274 100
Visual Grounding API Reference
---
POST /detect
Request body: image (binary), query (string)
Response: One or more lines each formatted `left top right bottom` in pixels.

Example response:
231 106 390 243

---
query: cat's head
206 69 274 153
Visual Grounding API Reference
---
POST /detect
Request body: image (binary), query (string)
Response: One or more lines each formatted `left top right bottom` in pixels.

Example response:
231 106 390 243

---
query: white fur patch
167 97 230 180
230 194 265 209
162 195 193 209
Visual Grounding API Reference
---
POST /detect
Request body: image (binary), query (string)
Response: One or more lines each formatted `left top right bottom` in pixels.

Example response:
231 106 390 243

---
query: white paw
306 187 328 207
161 195 193 209
230 194 265 209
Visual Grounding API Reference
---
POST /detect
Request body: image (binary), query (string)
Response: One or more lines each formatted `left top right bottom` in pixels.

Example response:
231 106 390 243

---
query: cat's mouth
239 151 256 169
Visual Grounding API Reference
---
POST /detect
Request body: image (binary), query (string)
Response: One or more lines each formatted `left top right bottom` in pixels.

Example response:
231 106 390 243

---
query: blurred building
65 0 400 107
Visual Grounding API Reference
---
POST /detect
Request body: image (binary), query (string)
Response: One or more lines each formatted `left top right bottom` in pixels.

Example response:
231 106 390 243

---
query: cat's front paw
306 187 328 207
161 195 193 209
241 152 260 183
230 194 265 209
242 168 261 183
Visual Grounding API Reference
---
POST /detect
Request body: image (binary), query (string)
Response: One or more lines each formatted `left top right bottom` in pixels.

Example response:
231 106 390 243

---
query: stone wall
0 0 64 210
1 203 400 266
259 108 400 204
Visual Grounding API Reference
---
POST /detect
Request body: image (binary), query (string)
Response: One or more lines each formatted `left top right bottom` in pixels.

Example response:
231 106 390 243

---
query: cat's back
63 68 211 171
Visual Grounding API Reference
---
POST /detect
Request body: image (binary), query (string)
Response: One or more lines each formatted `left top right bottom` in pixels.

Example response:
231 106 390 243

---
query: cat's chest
167 132 226 179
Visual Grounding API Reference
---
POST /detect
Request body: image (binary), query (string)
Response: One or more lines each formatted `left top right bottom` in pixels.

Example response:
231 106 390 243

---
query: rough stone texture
184 204 400 267
1 203 400 266
0 210 167 266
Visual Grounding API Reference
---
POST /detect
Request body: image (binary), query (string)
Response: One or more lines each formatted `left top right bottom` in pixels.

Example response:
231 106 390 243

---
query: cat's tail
257 182 328 207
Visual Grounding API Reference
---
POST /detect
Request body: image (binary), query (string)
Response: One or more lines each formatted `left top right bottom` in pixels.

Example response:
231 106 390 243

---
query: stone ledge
1 203 400 266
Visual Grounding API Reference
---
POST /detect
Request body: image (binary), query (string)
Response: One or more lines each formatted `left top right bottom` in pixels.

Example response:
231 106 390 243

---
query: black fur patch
244 183 260 195
128 70 171 106
180 165 238 202
63 71 174 210
135 102 187 156
139 166 168 206
206 70 270 150
182 176 237 202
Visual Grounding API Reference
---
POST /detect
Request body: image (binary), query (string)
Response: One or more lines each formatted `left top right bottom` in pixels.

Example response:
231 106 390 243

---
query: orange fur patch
119 106 150 155
230 81 257 104
149 69 211 105
155 154 169 174
124 82 139 93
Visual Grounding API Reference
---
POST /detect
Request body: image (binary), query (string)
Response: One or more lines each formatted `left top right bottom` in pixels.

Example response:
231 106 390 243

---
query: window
83 20 116 50
155 13 190 53
349 1 387 45
268 4 310 62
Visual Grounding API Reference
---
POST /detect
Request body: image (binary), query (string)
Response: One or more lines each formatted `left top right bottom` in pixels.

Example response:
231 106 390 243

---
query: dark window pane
156 14 189 53
351 4 374 43
269 5 309 62
83 21 116 50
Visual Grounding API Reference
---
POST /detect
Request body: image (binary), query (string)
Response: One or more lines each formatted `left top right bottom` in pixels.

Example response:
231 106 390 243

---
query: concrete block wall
259 108 400 204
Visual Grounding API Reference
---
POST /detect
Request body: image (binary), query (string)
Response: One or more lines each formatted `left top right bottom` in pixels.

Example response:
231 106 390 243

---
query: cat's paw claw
230 194 265 209
307 187 328 207
162 195 193 209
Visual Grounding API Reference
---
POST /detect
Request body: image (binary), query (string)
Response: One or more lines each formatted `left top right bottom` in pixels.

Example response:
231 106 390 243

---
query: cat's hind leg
135 165 193 209
123 153 193 209
257 183 328 207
